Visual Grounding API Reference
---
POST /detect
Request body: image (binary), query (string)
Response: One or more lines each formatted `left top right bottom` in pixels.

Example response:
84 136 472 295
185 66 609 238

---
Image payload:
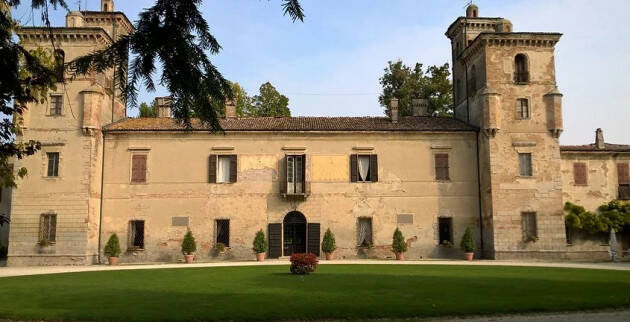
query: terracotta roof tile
104 116 477 133
560 143 630 153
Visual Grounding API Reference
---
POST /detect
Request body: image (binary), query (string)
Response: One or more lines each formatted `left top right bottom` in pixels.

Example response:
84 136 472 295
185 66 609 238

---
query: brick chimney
155 97 172 118
411 98 429 116
389 99 399 123
595 128 605 149
225 100 237 118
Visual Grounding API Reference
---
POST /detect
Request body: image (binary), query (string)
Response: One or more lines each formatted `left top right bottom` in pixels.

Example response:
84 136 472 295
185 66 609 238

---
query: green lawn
1 264 630 321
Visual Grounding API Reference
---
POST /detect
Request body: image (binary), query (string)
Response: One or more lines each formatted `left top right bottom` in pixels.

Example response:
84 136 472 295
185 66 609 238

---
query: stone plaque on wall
397 214 413 225
172 217 189 227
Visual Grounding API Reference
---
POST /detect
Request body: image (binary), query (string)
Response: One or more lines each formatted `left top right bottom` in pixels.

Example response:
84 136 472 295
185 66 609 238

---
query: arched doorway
283 211 306 256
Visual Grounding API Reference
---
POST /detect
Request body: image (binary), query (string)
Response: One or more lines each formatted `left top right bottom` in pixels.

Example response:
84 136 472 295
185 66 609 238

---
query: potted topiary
460 227 475 261
321 228 337 260
181 230 197 263
104 234 121 265
392 228 408 260
252 229 267 261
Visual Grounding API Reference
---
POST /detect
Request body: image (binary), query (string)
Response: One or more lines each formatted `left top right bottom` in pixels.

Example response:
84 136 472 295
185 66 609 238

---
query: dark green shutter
301 154 307 193
229 155 237 183
208 154 216 183
370 154 378 182
268 223 282 258
350 154 358 182
307 223 320 256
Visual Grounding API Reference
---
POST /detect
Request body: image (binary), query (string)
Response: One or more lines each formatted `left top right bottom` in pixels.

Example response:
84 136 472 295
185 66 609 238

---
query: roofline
445 16 504 39
103 128 479 134
458 32 562 61
17 26 114 43
560 149 630 154
81 11 134 31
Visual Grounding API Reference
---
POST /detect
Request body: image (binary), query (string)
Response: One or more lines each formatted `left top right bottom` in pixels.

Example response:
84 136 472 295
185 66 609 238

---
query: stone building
2 2 628 265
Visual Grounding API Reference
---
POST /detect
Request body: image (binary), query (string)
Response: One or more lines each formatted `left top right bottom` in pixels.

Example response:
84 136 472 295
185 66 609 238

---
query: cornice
459 32 562 63
17 27 113 46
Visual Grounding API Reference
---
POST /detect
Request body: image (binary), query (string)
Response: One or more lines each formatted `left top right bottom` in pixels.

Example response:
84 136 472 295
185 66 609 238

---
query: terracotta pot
108 257 118 265
185 254 195 264
395 252 405 260
325 252 334 260
256 252 265 261
464 252 474 261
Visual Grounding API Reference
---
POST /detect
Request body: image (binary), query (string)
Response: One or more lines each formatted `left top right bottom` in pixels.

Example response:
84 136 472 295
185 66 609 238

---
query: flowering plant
289 253 318 274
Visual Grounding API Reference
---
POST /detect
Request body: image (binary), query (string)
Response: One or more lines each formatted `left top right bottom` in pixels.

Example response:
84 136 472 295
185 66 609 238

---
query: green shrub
181 231 197 255
321 228 336 254
252 229 267 254
565 200 630 235
460 227 475 253
392 228 407 253
104 234 121 258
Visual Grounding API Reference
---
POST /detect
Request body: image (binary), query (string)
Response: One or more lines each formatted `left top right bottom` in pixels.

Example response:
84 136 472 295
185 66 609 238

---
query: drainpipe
97 131 106 264
475 131 484 258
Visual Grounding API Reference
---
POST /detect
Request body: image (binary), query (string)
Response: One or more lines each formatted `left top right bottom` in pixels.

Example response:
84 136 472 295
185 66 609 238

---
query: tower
446 4 566 259
6 4 133 265
101 0 114 12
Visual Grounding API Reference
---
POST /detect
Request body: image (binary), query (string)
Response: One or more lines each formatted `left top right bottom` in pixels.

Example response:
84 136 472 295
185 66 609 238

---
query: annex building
2 2 629 265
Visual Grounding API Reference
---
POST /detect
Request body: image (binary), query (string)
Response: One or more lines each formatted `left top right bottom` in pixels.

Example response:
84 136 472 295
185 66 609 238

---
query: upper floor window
209 154 237 184
517 98 530 119
131 154 147 183
573 162 587 186
39 213 57 243
49 95 63 116
435 153 450 181
46 152 59 177
350 154 378 183
285 154 306 194
54 49 65 81
514 54 529 83
518 153 533 177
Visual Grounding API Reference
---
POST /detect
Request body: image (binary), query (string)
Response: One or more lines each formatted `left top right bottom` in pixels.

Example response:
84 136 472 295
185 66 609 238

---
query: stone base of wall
7 254 97 266
495 250 610 261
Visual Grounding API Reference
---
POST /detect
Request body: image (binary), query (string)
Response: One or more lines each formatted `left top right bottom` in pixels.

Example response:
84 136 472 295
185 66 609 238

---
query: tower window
49 95 63 115
54 50 64 81
519 153 533 177
514 54 529 83
517 98 530 119
47 152 59 177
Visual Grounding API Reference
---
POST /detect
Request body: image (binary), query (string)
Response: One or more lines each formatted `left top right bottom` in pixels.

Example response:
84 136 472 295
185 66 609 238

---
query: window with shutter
208 154 217 183
307 223 320 256
285 155 305 194
521 212 537 241
229 155 238 183
357 155 373 182
519 153 533 177
268 223 282 258
39 213 57 243
216 219 230 247
618 163 630 184
435 153 450 181
131 154 147 183
350 154 358 182
573 162 587 185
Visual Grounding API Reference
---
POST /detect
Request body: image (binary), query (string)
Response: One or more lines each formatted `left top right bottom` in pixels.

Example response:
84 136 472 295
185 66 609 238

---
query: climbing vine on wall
565 200 630 234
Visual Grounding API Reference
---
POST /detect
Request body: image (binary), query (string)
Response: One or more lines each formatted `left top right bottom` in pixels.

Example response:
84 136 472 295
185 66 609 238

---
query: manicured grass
1 264 630 321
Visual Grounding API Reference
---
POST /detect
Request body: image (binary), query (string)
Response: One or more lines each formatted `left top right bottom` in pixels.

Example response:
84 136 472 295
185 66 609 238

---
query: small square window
47 152 59 177
50 95 63 116
519 153 532 177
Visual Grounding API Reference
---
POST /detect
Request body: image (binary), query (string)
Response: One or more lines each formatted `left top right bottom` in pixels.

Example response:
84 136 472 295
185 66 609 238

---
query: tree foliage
228 82 253 117
138 101 157 118
249 82 290 117
379 60 453 117
0 0 304 189
565 201 630 234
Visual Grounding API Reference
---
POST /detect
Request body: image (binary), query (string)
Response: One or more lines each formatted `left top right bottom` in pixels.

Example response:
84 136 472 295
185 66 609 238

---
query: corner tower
446 4 566 259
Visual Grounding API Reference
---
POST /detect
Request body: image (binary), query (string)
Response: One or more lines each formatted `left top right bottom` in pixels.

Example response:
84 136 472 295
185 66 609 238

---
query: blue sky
12 0 630 145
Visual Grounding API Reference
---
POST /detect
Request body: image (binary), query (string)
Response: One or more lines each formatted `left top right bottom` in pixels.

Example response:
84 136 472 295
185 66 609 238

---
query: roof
104 116 477 133
560 143 630 153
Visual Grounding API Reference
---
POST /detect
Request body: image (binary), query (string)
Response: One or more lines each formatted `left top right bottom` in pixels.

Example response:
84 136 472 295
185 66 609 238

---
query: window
216 219 230 247
46 152 59 177
350 154 378 183
129 220 145 249
209 155 237 183
39 213 57 243
131 154 147 183
521 212 537 241
517 98 530 119
618 163 630 200
573 162 587 186
50 95 63 115
357 217 373 247
518 153 532 177
285 154 306 194
54 50 64 81
514 54 529 83
435 153 450 181
438 218 453 245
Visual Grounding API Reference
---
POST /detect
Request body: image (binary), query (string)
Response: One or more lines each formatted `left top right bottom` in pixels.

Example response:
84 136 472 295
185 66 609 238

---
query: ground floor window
129 220 145 249
357 217 373 247
438 217 453 245
521 212 537 242
216 219 230 247
39 213 57 243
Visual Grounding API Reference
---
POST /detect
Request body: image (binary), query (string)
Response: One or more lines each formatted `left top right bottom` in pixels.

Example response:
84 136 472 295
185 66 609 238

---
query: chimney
595 128 605 149
155 97 172 118
389 99 399 123
101 0 114 12
225 100 237 118
466 3 479 18
411 98 430 116
66 11 84 27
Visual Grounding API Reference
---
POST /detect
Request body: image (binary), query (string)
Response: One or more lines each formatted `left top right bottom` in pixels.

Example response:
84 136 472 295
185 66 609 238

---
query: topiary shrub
104 234 121 258
460 227 475 253
252 229 267 254
392 228 407 253
290 253 318 274
321 228 336 254
215 242 226 253
181 230 197 255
